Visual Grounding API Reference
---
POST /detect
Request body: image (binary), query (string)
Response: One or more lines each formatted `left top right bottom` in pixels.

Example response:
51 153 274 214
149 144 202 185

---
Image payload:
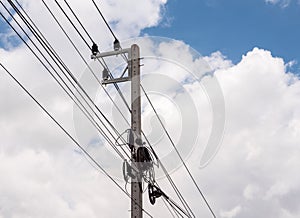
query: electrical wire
141 84 216 218
54 0 131 113
10 0 127 146
156 160 195 218
161 197 179 218
63 0 94 43
91 0 118 41
0 63 153 218
40 0 131 152
3 1 127 161
6 2 207 217
86 7 194 212
12 0 131 160
42 2 198 216
9 3 154 190
54 0 90 49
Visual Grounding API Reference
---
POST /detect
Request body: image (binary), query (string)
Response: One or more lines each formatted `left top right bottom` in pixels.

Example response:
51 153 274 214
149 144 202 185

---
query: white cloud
0 1 169 217
220 205 242 218
265 0 295 7
205 47 300 218
203 51 233 71
243 184 262 200
1 1 300 218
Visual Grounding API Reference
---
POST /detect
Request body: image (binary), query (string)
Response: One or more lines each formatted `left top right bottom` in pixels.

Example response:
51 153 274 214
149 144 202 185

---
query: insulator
113 39 120 51
92 43 99 55
102 68 109 81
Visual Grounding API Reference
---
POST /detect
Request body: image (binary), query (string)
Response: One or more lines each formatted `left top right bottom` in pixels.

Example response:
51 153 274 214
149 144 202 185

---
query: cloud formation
0 0 300 218
205 47 300 218
265 0 299 8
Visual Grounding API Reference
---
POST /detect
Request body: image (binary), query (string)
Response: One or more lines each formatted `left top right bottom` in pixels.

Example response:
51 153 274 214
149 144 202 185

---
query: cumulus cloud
204 47 300 218
1 1 300 218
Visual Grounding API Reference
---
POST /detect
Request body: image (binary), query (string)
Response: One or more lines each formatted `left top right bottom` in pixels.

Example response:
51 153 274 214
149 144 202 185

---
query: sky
143 0 300 72
0 0 300 218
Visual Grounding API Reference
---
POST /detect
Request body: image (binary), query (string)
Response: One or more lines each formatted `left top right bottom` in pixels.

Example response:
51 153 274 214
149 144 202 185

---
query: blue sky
143 0 300 72
1 0 299 72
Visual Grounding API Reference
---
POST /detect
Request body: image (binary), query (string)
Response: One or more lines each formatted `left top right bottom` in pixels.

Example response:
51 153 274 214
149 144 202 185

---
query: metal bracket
91 48 132 85
91 48 131 59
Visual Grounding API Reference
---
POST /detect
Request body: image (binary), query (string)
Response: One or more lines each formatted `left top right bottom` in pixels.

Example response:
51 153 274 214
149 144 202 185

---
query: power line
40 0 131 134
14 0 135 163
53 0 132 114
161 197 179 218
81 7 192 211
141 84 216 218
141 130 195 218
39 3 171 192
0 63 153 218
3 1 127 161
91 0 118 41
8 2 156 191
3 1 214 216
63 0 95 43
54 0 91 49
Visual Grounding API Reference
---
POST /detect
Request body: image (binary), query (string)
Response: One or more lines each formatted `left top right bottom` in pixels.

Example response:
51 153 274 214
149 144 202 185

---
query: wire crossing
141 84 216 218
0 63 153 218
3 1 129 161
0 1 217 217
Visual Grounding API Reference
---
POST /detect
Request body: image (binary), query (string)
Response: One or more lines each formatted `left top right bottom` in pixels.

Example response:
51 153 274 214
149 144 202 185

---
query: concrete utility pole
130 44 143 218
91 44 143 218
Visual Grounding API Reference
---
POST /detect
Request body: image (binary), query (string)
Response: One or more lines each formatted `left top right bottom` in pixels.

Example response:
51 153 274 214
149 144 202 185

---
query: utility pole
91 44 143 218
130 44 143 218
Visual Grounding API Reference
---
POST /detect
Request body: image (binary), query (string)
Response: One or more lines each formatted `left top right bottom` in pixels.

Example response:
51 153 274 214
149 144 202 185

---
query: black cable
3 2 199 217
49 2 195 213
63 0 94 43
141 84 216 218
161 197 179 218
88 10 131 112
5 3 154 203
3 1 126 160
55 0 131 113
10 1 147 180
11 2 198 217
54 0 91 49
41 0 131 128
139 96 194 217
14 0 134 163
91 0 118 40
155 183 185 218
53 0 132 115
10 0 127 147
149 183 191 218
40 0 131 142
156 160 195 218
165 197 190 218
14 0 56 58
0 63 153 218
12 0 116 145
142 127 194 217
